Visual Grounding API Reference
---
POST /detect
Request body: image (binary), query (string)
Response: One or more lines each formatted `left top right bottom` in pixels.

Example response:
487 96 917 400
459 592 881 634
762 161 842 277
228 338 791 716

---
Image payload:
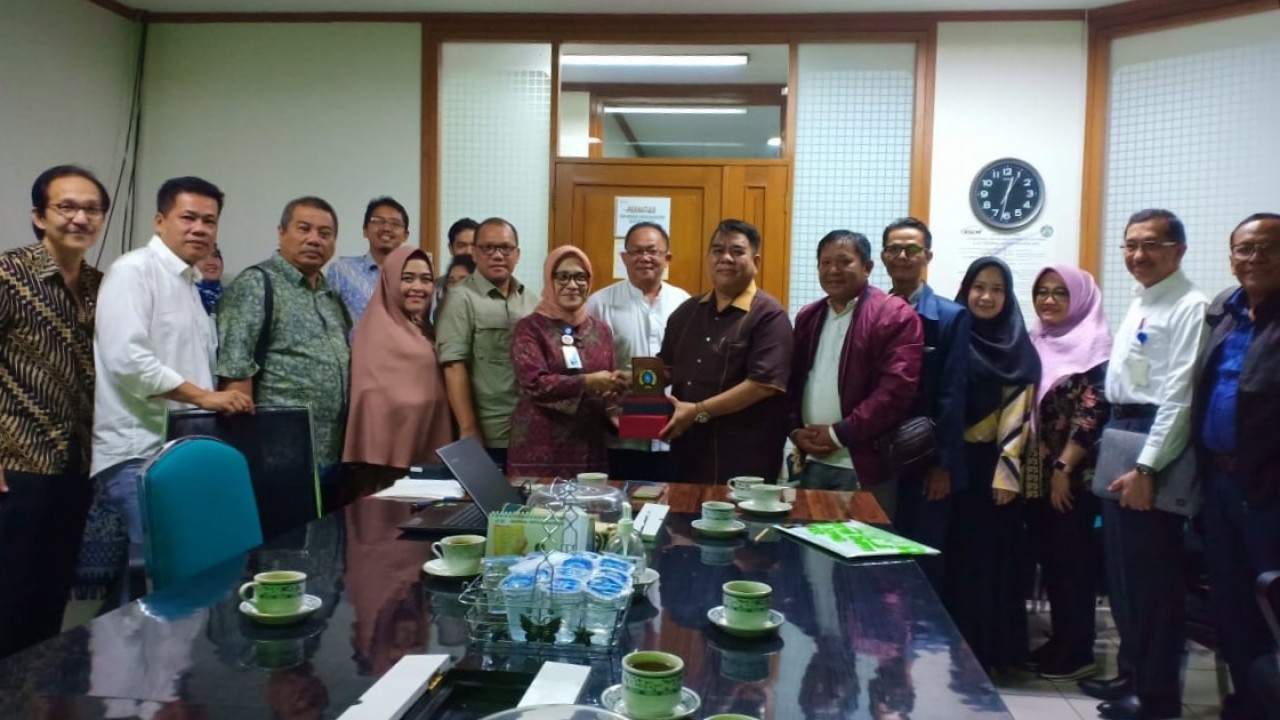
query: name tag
562 345 583 370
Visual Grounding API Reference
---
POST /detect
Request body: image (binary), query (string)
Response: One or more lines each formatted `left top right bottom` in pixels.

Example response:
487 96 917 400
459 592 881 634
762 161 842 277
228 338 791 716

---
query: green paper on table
778 521 940 559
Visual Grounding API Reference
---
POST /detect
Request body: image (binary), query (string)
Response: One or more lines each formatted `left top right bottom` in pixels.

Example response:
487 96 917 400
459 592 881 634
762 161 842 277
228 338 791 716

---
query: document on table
372 479 465 502
337 654 449 720
517 661 592 707
779 521 940 559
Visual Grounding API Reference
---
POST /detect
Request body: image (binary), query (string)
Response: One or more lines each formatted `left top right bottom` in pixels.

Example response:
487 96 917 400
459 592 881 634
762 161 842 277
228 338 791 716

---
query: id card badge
562 345 583 370
1127 353 1150 387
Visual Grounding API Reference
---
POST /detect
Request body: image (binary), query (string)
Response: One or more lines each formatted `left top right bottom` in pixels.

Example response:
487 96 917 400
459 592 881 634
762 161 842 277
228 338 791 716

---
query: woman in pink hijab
507 246 628 478
1023 264 1113 682
342 245 453 500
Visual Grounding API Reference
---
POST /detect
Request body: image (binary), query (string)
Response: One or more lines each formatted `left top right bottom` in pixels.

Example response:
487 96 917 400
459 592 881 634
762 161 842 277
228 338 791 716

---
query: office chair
138 437 263 591
166 407 321 541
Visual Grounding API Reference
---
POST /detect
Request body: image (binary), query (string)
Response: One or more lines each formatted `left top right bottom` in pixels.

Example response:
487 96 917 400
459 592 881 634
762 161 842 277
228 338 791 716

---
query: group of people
0 163 1277 720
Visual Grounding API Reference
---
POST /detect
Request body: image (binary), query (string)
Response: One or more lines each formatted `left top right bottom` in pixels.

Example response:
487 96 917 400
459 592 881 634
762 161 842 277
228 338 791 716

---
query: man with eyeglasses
1082 208 1209 720
0 165 109 658
878 217 971 591
657 219 793 484
1191 212 1280 720
436 217 538 470
327 196 411 320
586 222 691 480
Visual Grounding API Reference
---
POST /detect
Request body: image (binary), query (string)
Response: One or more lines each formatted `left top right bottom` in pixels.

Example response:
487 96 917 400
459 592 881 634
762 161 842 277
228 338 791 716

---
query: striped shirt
0 242 102 474
963 383 1034 493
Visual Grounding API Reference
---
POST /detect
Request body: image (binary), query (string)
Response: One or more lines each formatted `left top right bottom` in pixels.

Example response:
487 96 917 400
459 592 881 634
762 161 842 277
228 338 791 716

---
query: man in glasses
1191 213 1280 720
327 196 411 320
1084 208 1208 720
879 217 971 592
0 165 109 658
586 222 691 480
436 217 538 470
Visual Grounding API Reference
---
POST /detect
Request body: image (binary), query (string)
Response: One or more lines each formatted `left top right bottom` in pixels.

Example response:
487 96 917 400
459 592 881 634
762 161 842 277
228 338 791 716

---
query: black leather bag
874 416 939 477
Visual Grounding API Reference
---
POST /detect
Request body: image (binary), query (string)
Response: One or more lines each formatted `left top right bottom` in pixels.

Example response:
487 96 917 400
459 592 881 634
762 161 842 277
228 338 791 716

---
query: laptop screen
436 437 523 514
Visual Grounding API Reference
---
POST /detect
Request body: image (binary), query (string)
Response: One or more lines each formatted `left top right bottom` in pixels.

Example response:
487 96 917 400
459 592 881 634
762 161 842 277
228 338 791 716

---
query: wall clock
969 158 1045 231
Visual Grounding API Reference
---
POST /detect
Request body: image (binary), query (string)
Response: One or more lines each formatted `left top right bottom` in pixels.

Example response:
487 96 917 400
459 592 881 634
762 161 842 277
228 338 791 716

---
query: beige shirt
435 271 538 447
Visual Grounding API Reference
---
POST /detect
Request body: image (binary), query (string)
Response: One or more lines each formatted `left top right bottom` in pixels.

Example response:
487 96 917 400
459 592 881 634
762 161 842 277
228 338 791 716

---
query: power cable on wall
96 16 149 269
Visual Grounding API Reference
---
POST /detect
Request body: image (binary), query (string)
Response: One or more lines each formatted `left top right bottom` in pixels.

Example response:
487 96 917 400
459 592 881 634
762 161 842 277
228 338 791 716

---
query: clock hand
999 172 1020 215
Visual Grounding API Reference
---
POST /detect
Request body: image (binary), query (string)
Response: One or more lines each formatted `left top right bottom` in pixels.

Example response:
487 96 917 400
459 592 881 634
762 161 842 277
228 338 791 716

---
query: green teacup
621 650 684 719
722 580 772 628
576 472 609 487
239 570 307 616
431 534 486 574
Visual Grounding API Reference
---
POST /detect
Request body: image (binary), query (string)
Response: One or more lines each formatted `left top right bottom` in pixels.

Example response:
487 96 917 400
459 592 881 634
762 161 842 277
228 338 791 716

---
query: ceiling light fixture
562 54 748 67
603 106 748 115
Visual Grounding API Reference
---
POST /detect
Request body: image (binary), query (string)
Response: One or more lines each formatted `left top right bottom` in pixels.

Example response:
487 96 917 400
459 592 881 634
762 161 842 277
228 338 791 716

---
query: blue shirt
1203 288 1253 455
325 253 380 320
196 279 222 315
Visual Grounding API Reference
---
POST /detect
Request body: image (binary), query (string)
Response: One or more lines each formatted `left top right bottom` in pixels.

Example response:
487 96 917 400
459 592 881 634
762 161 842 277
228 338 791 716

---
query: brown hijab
534 245 594 327
343 245 453 468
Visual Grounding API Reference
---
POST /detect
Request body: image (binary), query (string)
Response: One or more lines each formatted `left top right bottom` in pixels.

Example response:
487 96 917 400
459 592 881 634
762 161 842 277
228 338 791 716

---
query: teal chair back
139 437 264 592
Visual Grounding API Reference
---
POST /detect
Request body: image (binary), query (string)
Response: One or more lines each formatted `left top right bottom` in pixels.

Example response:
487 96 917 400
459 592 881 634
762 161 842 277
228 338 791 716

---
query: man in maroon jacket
787 230 923 519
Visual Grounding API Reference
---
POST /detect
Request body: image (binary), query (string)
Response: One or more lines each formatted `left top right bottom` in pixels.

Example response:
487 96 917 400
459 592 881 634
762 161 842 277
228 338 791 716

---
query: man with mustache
217 197 351 511
435 217 538 470
93 177 253 600
586 222 691 480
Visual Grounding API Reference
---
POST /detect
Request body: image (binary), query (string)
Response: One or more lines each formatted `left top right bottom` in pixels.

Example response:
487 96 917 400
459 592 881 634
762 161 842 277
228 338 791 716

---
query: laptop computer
397 437 524 535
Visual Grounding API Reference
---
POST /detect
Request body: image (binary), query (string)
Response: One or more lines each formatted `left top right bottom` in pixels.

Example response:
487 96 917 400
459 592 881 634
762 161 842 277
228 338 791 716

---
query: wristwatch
1052 459 1071 473
1134 463 1156 477
694 402 712 424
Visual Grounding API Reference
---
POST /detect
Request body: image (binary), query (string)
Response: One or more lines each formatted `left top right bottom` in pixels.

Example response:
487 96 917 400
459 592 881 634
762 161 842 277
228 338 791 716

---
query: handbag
874 416 939 477
1091 427 1201 517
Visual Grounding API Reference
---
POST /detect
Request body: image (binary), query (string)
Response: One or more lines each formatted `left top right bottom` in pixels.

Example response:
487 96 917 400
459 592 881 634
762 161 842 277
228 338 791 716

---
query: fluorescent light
603 106 747 115
766 137 782 147
562 54 748 67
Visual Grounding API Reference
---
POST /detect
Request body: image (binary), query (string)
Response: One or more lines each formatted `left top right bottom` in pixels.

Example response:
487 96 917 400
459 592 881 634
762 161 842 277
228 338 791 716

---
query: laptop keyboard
443 504 485 528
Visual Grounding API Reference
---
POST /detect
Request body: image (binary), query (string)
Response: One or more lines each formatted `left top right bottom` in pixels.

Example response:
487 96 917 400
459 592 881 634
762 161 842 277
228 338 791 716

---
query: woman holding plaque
946 257 1041 672
508 247 628 478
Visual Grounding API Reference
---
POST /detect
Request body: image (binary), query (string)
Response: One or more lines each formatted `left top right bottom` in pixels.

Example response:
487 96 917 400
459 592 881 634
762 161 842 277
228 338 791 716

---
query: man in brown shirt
0 165 109 658
659 219 793 484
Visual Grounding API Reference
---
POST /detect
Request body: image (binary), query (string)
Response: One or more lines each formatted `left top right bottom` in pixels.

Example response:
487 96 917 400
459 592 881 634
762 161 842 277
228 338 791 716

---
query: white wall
135 23 421 277
927 21 1088 308
558 90 591 157
0 0 138 264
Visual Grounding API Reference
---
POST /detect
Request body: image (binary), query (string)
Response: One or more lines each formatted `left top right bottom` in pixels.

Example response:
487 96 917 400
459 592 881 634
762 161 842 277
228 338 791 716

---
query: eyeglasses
367 217 406 230
47 203 105 220
553 271 590 286
1121 240 1179 255
882 244 925 258
475 244 519 257
625 247 666 258
1231 243 1276 261
1033 288 1070 301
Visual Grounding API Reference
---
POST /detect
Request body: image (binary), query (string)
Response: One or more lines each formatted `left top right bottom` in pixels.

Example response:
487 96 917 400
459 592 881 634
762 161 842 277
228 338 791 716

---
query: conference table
0 484 1014 719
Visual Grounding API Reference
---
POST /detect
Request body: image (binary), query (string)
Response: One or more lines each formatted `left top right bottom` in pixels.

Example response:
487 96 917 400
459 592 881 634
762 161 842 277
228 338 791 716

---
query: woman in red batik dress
507 246 628 478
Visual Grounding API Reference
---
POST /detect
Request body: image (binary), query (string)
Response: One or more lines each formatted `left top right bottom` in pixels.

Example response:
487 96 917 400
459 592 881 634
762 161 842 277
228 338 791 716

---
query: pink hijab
343 245 453 468
535 245 594 327
1029 264 1113 413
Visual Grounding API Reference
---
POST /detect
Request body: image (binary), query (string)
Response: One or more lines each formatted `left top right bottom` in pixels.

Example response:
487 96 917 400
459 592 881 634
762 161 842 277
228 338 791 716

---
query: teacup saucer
600 683 701 720
728 490 752 503
736 499 792 516
239 594 322 626
422 559 481 578
691 518 746 538
706 605 786 638
634 567 660 589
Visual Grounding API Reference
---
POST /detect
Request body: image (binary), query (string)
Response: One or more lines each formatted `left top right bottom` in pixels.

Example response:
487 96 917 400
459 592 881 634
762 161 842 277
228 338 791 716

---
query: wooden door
552 161 791 303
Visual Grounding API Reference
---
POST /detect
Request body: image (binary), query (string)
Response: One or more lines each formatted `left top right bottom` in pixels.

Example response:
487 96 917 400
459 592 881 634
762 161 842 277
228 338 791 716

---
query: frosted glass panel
440 43 552 294
789 43 916 316
1103 11 1280 328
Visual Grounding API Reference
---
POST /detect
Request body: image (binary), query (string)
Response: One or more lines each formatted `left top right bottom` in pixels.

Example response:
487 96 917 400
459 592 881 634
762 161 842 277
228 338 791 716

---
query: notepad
372 479 465 502
486 507 592 556
778 521 939 559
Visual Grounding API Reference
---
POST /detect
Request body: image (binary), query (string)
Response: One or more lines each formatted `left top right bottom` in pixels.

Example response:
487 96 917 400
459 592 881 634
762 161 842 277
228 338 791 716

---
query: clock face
970 158 1045 231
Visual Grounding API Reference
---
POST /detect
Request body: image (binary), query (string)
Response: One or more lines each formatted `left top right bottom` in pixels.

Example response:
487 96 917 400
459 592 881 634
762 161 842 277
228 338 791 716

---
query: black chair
166 407 320 542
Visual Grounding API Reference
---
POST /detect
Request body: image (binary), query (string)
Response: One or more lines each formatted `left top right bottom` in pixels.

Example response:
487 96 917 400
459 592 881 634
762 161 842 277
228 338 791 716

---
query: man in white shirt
1082 209 1209 720
92 177 254 604
586 222 691 480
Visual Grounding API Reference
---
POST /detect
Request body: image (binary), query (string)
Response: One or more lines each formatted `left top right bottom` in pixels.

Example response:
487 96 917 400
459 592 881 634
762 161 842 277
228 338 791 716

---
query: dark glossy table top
0 489 1010 719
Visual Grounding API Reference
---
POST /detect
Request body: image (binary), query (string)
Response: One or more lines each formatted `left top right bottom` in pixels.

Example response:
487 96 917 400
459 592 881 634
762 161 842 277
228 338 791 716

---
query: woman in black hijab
946 257 1041 673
